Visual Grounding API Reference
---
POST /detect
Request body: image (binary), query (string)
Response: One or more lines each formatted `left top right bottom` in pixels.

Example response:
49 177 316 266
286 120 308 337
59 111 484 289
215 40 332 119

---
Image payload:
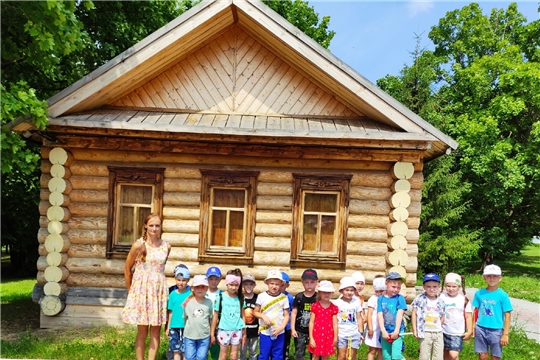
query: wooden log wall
38 146 423 315
38 147 74 317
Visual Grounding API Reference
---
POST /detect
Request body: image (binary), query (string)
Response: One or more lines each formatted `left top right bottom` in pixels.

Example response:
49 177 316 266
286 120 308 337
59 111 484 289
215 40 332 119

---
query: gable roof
13 0 456 161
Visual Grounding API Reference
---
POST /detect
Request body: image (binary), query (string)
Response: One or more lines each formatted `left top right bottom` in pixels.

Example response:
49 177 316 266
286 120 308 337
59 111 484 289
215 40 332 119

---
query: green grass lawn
2 245 539 359
2 276 540 359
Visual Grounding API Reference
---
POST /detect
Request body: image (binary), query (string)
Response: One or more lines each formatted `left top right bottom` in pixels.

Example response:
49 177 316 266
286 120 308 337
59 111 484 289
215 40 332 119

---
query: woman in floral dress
122 213 171 360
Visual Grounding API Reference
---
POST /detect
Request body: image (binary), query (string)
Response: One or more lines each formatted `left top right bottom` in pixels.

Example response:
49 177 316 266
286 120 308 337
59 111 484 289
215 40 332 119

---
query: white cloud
407 1 434 18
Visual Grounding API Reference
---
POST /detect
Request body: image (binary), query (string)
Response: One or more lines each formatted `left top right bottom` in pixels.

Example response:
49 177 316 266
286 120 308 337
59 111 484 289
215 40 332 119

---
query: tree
429 3 540 265
263 0 335 49
380 3 539 270
378 37 480 274
1 1 89 275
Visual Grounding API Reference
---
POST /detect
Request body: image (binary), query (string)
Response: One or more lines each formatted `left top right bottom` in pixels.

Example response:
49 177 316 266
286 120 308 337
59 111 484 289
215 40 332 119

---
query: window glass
291 173 351 268
199 170 258 264
107 167 164 258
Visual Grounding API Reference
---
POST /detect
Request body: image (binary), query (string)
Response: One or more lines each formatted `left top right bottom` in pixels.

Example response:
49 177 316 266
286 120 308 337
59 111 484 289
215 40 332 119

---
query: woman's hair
227 268 244 310
139 213 162 262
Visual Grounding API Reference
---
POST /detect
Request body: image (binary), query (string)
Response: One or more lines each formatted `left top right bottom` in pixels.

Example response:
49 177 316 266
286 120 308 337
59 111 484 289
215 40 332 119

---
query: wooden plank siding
110 26 361 118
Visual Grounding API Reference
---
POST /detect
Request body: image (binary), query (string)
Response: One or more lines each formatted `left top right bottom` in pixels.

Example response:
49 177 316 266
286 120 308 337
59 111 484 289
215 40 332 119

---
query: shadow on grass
1 296 40 328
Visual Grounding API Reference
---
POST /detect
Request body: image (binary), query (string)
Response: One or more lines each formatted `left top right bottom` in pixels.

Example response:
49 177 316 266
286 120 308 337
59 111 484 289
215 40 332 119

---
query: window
291 173 352 268
106 167 164 257
199 170 258 264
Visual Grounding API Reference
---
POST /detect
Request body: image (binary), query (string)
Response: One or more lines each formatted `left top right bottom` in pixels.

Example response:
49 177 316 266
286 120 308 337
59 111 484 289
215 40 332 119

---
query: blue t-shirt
377 294 407 333
168 287 191 328
472 288 513 329
214 293 245 330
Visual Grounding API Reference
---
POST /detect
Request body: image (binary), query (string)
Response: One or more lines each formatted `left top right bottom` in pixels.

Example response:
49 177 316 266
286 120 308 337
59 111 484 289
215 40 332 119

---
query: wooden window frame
198 170 259 265
106 167 164 258
291 173 352 269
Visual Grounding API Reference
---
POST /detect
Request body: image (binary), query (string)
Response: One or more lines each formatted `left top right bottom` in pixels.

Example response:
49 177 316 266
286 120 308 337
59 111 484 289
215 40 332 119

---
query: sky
309 1 539 84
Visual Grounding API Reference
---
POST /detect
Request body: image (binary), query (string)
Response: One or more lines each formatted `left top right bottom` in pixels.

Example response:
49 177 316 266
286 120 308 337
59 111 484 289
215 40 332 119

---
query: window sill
290 258 345 269
198 254 253 265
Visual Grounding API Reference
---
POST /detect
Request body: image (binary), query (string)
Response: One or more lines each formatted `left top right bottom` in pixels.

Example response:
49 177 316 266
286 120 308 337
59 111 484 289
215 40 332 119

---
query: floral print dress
122 239 169 326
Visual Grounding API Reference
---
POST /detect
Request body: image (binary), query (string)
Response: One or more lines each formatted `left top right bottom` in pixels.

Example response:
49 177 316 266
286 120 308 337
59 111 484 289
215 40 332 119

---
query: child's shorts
443 333 464 351
168 328 185 353
337 333 362 349
217 329 243 346
474 325 503 358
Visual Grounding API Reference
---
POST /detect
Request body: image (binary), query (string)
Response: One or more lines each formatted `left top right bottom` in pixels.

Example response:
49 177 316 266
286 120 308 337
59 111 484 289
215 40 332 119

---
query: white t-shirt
255 291 289 336
441 292 472 335
425 298 444 332
333 298 362 337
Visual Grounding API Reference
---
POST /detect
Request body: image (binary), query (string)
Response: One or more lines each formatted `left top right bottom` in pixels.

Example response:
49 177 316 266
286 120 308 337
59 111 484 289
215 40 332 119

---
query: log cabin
11 0 457 328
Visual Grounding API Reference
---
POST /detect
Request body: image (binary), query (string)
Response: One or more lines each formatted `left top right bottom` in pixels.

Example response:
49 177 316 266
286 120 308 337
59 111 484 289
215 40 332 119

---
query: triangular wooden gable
110 26 361 118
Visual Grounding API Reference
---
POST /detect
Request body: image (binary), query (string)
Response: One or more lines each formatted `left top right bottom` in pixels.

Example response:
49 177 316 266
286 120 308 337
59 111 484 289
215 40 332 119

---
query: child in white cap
308 280 338 360
441 273 472 360
334 277 364 360
254 269 289 360
366 275 386 360
472 265 513 360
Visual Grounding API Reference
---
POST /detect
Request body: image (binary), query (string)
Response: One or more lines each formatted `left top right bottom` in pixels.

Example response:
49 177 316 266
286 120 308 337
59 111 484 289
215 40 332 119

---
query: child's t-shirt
441 292 472 335
206 289 222 304
293 291 317 334
256 291 289 336
243 294 259 339
214 293 245 330
167 288 191 328
333 298 362 337
184 298 214 340
377 294 407 333
472 288 513 330
424 297 444 332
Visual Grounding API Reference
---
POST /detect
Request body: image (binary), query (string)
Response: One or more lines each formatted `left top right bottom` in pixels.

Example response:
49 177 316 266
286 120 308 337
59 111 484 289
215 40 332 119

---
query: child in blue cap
412 273 446 360
167 264 191 360
280 272 294 360
206 266 222 360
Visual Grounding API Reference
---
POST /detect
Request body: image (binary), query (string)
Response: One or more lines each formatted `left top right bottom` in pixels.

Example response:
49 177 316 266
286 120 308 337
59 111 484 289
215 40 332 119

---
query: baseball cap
483 264 502 276
301 269 318 280
206 266 222 278
338 276 356 291
351 271 365 283
317 280 335 293
174 265 190 279
243 273 256 283
373 277 387 291
265 269 283 281
445 273 462 286
192 275 209 287
423 273 441 284
281 272 290 283
386 272 404 281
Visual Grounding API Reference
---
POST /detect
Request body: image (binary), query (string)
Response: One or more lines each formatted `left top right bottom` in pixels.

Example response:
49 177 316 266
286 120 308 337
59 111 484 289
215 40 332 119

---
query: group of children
165 264 512 360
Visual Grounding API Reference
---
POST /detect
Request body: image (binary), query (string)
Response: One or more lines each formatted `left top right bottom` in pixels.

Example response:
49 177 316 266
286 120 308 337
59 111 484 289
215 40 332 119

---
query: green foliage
428 3 540 264
263 0 335 49
380 3 539 268
378 38 480 274
1 82 48 175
